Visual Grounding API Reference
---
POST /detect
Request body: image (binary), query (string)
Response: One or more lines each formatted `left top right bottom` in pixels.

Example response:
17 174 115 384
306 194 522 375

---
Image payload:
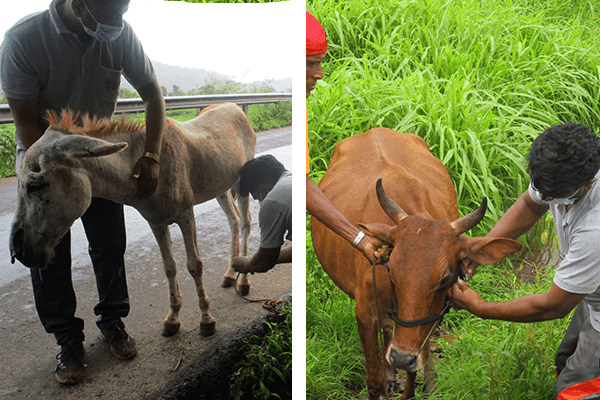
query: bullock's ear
357 223 396 246
52 136 127 159
463 236 523 265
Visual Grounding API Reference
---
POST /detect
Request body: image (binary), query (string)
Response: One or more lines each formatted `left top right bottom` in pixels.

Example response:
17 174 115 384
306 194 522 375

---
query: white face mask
80 1 124 42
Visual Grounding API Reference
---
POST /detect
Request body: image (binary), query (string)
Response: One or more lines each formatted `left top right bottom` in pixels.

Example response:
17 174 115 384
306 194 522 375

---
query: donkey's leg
217 191 250 296
148 223 182 337
178 211 216 337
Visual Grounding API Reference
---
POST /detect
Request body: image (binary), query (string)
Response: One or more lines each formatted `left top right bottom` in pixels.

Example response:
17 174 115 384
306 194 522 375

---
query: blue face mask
544 186 581 206
547 196 578 206
80 1 124 42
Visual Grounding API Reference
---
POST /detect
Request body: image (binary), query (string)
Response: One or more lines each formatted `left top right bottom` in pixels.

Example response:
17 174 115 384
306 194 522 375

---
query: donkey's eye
26 181 46 195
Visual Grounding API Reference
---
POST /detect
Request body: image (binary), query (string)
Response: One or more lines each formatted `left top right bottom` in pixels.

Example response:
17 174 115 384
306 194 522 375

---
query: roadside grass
229 302 292 400
306 0 598 398
0 125 15 178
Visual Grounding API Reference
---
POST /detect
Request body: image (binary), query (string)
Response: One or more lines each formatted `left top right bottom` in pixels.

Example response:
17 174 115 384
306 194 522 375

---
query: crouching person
233 155 291 274
451 123 600 399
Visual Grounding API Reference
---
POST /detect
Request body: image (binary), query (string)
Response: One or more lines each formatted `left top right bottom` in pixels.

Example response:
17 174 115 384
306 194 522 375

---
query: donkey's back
145 103 256 217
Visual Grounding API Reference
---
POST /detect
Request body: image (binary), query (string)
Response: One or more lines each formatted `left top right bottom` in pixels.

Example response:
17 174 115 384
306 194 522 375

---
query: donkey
9 102 256 337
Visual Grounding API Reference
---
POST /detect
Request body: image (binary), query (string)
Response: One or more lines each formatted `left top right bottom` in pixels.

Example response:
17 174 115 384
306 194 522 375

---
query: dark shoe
55 340 85 385
99 325 138 360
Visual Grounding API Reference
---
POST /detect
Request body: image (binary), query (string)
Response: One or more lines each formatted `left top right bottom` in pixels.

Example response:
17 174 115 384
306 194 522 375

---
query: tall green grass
307 0 599 232
306 0 599 398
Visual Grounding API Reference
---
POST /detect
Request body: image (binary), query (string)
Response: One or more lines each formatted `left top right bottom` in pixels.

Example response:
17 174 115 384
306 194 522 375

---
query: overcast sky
0 0 296 83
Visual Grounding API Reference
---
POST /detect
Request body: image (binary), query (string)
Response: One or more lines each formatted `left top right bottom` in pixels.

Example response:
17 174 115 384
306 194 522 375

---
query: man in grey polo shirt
232 155 292 274
0 0 165 385
451 123 600 399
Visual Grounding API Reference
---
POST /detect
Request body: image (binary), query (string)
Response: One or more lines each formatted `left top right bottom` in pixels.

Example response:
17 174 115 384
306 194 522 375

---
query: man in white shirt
451 122 600 399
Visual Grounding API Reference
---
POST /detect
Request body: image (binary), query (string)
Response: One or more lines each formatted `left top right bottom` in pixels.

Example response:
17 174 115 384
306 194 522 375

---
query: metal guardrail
0 93 292 124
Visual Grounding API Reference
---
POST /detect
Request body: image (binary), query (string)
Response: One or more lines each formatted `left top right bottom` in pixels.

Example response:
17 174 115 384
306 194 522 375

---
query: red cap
306 12 327 55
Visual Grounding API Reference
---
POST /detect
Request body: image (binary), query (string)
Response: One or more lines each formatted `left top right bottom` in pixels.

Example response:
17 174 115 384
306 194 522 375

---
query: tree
170 85 185 96
119 88 140 98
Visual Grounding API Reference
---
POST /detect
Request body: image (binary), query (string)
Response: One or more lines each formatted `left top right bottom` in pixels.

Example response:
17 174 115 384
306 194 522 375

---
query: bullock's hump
324 129 445 186
331 128 433 170
318 128 457 221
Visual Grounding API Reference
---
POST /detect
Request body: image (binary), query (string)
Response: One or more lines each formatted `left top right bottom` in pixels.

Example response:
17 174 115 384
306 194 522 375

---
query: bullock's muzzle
387 347 418 372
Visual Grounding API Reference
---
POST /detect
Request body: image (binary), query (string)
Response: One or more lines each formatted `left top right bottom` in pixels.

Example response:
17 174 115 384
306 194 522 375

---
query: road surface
0 126 292 399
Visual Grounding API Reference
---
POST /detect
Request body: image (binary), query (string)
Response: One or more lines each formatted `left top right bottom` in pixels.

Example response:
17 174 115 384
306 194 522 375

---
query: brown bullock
311 128 522 399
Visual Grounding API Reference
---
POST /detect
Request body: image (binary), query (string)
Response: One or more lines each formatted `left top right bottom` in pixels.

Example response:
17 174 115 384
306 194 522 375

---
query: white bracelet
351 230 366 248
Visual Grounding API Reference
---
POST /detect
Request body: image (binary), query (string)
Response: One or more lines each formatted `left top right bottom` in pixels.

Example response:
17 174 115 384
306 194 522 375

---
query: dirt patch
513 242 560 285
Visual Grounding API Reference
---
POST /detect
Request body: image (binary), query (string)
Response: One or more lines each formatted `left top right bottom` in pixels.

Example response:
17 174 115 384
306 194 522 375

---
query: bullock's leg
423 347 439 394
355 297 389 400
402 372 417 400
177 212 216 336
382 326 400 394
217 191 251 296
148 223 183 337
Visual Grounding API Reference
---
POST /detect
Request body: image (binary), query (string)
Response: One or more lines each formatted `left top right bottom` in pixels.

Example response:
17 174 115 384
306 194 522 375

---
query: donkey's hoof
237 283 250 296
200 321 216 337
162 322 181 337
221 276 236 288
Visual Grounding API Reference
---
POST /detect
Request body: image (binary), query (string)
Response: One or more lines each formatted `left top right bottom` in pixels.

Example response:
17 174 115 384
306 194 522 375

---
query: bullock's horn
376 178 408 224
450 196 487 235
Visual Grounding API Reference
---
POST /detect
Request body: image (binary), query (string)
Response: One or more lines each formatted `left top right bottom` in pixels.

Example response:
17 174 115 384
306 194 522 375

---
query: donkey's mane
46 109 145 138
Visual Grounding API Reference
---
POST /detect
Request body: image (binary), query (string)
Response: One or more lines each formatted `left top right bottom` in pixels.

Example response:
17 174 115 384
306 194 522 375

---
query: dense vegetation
230 302 292 400
306 0 599 398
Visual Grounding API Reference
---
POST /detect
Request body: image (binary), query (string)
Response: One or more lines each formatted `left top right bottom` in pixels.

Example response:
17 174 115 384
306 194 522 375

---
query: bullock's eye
438 272 456 289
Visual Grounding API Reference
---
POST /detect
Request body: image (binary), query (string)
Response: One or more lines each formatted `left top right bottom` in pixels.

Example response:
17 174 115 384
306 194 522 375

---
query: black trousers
30 198 129 346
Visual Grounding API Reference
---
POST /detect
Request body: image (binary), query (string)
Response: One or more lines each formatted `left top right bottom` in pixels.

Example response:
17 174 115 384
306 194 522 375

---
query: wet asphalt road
0 126 292 399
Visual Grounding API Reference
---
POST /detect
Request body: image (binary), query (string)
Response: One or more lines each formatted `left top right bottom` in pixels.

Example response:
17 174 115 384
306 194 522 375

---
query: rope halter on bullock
370 178 467 357
372 253 459 353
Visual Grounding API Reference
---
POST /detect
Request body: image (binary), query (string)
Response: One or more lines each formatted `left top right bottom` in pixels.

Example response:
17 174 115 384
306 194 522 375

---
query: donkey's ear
52 136 127 159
